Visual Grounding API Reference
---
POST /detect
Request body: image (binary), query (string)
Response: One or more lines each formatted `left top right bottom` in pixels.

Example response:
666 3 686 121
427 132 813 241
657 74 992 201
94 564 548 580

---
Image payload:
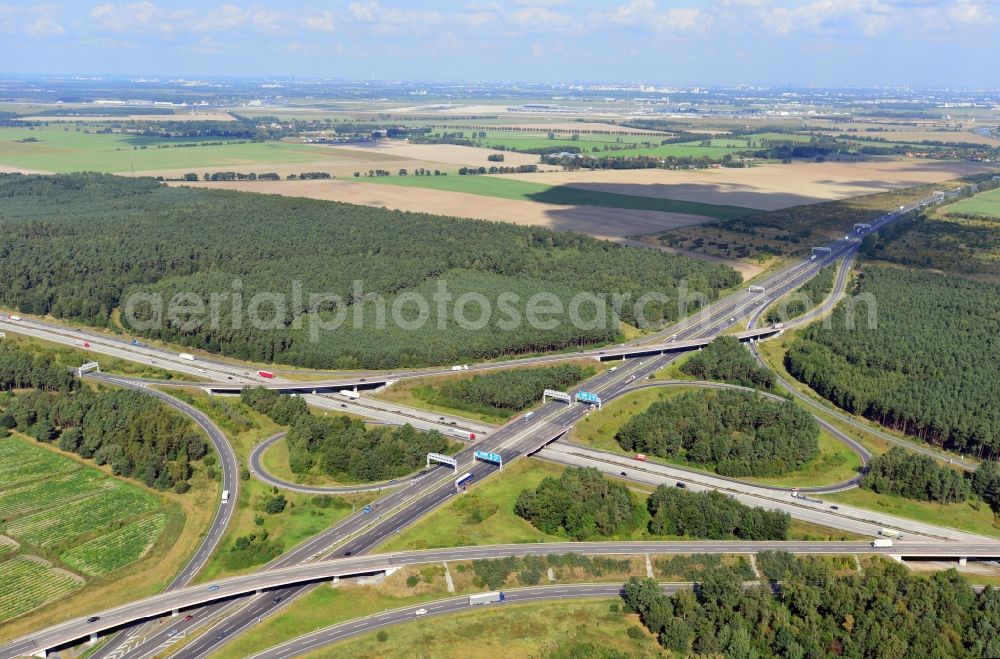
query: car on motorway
184 614 194 621
340 403 347 408
830 505 839 510
207 585 220 592
272 596 282 604
167 628 178 637
634 454 647 461
216 632 227 640
620 471 627 476
87 616 100 623
609 366 618 372
415 608 428 616
676 482 686 488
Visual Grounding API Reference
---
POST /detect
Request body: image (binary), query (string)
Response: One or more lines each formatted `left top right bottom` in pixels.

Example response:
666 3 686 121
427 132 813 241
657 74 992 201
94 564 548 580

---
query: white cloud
303 9 335 32
759 0 896 37
948 0 993 24
25 17 64 36
604 0 707 32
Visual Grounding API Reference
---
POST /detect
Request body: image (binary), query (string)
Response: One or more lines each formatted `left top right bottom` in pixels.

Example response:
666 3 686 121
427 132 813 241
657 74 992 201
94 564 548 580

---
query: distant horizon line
1 73 1000 95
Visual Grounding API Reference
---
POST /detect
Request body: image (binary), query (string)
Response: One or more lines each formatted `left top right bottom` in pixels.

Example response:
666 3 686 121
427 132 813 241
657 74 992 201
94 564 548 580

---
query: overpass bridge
6 540 999 658
195 326 784 395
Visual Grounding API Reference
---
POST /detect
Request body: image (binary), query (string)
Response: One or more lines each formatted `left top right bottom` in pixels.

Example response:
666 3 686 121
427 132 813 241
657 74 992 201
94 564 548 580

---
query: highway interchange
1 191 990 659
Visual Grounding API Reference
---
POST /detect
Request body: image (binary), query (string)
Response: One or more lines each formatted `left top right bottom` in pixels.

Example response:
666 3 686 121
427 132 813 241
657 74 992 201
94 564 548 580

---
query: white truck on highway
450 364 469 371
469 591 505 606
179 353 195 361
879 528 902 539
339 389 361 400
221 489 230 504
872 538 893 549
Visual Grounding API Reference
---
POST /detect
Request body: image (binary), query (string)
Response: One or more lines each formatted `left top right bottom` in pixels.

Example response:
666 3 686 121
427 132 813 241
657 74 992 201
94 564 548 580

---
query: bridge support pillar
959 557 968 567
89 632 98 645
172 608 179 617
256 588 263 595
31 650 47 658
332 575 340 584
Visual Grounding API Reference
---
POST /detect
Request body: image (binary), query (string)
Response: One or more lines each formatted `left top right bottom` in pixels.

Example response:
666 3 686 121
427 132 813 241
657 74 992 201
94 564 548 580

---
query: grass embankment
171 391 374 582
825 488 1000 539
215 562 660 659
360 174 755 220
1 331 198 381
302 599 657 659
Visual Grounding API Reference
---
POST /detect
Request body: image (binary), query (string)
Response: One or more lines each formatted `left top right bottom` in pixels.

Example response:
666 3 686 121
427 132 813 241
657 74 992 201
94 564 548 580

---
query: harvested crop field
502 159 996 211
175 178 717 240
331 141 546 167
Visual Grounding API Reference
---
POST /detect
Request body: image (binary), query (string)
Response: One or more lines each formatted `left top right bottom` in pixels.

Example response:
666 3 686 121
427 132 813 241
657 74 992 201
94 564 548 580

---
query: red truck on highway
257 370 275 379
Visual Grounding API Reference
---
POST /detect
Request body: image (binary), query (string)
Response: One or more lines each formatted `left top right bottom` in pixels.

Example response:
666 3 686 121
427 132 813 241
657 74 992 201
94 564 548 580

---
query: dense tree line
514 467 640 540
2 388 207 490
972 460 1000 513
0 174 739 369
240 387 308 425
0 343 78 392
284 414 452 483
680 336 776 390
765 264 835 324
241 386 452 482
861 447 970 503
623 556 1000 657
785 266 1000 457
434 364 592 412
646 485 790 540
616 389 819 477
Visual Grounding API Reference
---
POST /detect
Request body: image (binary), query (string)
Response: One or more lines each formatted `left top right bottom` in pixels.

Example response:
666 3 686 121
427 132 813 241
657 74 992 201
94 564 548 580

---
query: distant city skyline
1 1 997 87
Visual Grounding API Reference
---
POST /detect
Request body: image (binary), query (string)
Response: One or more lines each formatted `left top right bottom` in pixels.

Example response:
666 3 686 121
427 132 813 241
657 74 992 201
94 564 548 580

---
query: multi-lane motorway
0 193 965 658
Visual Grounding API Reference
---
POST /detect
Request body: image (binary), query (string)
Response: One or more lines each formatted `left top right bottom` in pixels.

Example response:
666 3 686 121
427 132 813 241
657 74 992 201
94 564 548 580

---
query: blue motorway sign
475 451 503 465
576 391 600 405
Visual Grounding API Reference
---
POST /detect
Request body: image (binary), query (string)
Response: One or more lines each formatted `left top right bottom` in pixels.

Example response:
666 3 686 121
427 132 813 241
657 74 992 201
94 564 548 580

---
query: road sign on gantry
427 452 457 469
77 361 100 377
576 390 601 408
543 389 571 404
475 451 503 470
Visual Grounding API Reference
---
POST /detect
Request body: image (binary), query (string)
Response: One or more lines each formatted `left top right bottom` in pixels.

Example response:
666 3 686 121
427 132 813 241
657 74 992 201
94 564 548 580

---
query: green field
0 556 83 622
305 599 657 659
360 175 755 220
0 437 169 623
61 514 167 576
943 187 1000 218
0 125 350 173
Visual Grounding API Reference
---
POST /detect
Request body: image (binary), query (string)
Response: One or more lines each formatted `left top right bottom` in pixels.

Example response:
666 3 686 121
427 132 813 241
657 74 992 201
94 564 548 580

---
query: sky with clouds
0 0 996 86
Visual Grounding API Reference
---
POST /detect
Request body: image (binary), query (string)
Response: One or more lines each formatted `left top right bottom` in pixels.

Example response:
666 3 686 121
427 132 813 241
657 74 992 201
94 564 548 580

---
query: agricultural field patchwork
61 514 167 576
0 438 168 623
0 556 83 622
5 483 158 549
0 439 79 488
